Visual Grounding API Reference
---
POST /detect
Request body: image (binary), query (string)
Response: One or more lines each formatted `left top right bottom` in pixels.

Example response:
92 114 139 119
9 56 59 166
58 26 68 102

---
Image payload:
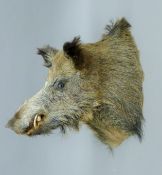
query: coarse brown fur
7 18 144 149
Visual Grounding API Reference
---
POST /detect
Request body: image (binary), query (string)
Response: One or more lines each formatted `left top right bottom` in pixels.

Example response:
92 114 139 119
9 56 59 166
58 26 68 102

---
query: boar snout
7 102 47 136
6 88 51 136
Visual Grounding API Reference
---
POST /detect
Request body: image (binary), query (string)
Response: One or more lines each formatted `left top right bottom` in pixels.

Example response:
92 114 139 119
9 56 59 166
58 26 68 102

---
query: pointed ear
63 37 84 69
37 45 58 68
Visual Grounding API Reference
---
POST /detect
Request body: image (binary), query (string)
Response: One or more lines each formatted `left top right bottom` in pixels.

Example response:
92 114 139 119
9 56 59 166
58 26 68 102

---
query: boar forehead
47 51 77 82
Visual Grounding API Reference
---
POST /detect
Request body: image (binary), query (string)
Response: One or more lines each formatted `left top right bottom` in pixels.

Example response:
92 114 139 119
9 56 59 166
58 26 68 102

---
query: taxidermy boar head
7 18 144 148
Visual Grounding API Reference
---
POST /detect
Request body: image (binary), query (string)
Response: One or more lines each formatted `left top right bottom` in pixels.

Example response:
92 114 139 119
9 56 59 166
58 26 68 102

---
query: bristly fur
63 37 84 69
7 17 144 149
37 45 58 68
103 17 131 38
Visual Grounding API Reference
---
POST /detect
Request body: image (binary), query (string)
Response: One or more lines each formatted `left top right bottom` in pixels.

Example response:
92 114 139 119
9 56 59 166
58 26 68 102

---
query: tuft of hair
103 17 131 37
37 45 58 58
63 36 81 58
63 36 84 69
133 117 144 142
37 45 58 67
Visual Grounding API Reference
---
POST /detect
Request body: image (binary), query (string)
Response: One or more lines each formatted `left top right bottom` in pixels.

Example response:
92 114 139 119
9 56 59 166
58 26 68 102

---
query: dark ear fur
37 45 58 68
63 37 84 69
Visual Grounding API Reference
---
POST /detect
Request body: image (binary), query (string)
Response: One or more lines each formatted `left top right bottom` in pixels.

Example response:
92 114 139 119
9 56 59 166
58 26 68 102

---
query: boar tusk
34 114 42 129
34 115 38 129
37 115 42 122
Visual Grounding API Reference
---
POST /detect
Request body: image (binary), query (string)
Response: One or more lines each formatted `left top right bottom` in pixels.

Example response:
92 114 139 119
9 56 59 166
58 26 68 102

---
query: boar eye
57 81 65 89
53 79 68 90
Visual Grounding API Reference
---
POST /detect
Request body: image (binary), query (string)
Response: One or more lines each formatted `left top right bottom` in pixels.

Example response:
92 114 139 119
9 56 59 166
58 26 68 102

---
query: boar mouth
24 114 45 136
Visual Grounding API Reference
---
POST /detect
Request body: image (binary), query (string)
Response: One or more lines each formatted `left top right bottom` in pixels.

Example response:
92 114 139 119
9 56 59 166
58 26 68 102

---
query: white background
0 0 162 175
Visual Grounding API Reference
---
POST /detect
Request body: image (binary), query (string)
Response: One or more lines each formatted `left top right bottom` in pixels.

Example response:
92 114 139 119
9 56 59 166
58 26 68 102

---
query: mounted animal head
7 18 144 148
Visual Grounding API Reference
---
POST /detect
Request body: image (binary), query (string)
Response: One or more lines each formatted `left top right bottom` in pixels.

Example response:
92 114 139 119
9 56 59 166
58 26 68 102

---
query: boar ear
63 37 84 69
37 45 58 68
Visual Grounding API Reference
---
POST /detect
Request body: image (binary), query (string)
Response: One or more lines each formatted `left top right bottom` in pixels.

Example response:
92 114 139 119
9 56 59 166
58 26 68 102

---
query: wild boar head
7 37 97 136
7 18 144 148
